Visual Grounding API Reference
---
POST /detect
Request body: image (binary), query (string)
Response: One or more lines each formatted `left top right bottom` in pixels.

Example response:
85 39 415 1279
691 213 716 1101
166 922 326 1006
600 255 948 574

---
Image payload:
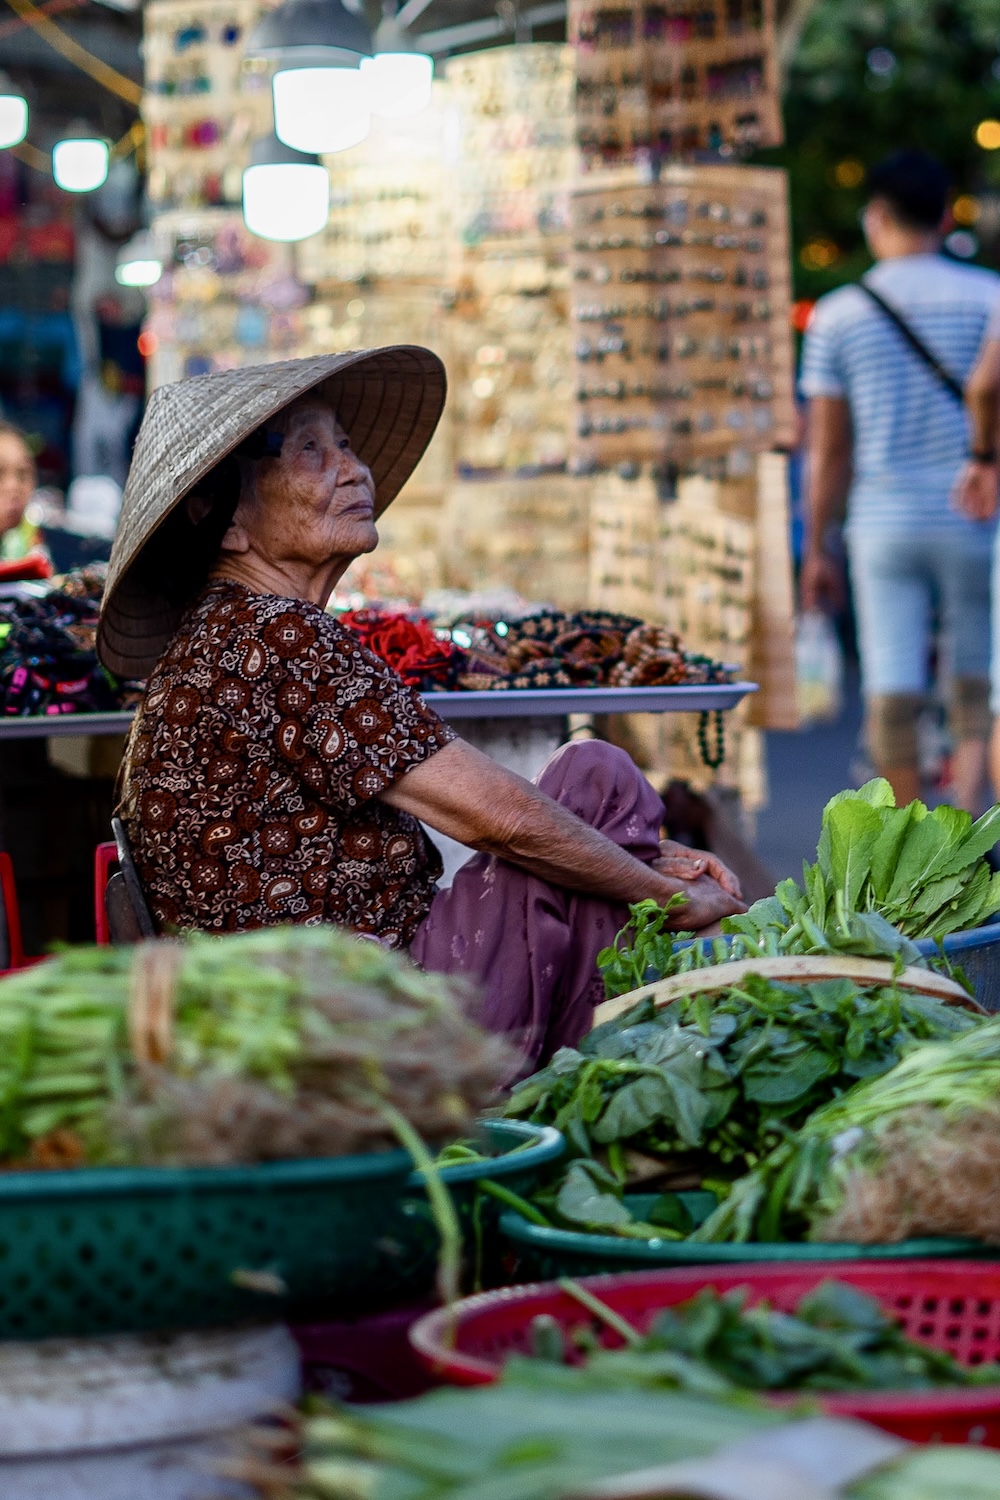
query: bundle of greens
527 1280 998 1393
692 1016 1000 1246
503 974 977 1236
0 927 511 1169
235 1361 1000 1500
598 780 1000 998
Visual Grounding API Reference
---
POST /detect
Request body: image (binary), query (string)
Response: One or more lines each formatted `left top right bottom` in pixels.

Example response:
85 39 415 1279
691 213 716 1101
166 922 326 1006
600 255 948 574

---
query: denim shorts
847 525 993 698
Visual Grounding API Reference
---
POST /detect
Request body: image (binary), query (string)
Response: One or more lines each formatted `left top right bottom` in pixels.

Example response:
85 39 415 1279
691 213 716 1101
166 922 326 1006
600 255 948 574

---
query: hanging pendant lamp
242 133 330 242
52 121 109 193
245 0 374 68
361 9 433 119
116 229 163 288
248 0 375 157
0 73 28 150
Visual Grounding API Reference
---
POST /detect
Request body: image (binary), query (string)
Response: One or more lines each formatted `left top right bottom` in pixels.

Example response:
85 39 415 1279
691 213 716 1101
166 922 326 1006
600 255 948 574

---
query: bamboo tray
592 954 984 1028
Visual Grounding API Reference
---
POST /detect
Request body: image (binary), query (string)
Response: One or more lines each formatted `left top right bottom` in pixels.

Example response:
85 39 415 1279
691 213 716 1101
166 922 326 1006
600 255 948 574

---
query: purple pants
409 740 665 1073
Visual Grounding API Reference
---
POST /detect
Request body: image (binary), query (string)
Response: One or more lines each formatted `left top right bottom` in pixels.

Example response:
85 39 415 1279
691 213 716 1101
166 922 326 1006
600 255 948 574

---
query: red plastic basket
410 1262 1000 1446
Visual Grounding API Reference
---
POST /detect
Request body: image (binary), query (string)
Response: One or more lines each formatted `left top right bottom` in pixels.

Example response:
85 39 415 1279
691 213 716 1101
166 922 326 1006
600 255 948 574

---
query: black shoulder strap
858 281 965 404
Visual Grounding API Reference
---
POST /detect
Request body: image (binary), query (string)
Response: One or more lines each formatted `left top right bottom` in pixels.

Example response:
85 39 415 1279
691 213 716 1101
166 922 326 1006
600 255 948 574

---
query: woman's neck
211 551 353 608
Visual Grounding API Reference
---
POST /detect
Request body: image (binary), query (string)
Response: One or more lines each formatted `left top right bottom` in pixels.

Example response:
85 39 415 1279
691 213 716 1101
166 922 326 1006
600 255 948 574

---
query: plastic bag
795 610 844 725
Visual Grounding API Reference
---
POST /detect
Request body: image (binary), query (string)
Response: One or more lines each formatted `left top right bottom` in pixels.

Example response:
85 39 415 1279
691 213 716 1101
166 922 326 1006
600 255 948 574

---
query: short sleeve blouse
117 579 455 946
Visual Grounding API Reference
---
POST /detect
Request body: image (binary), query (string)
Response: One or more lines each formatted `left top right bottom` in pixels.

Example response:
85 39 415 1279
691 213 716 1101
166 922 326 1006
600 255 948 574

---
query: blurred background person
800 149 1000 813
952 279 1000 799
0 421 42 563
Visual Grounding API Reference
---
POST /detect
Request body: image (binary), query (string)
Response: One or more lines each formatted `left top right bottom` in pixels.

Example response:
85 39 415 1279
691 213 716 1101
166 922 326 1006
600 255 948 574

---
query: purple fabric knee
408 740 665 1075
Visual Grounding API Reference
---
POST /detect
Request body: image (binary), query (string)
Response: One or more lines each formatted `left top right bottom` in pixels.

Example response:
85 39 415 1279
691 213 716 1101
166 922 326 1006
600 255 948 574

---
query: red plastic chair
94 829 155 945
94 841 118 946
0 850 41 971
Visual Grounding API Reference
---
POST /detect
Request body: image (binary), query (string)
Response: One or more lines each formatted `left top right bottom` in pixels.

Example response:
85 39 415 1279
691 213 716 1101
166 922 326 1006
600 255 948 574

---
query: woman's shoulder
182 580 342 642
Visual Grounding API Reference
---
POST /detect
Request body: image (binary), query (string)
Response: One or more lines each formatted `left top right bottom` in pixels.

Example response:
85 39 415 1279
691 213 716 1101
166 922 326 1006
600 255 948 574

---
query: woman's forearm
380 739 740 922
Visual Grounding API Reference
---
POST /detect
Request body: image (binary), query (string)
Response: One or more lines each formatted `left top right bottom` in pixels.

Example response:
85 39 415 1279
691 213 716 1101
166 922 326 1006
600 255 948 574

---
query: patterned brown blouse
117 579 455 946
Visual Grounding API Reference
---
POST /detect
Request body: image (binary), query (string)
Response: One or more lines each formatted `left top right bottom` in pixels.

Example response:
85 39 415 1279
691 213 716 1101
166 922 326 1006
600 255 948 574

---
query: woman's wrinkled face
227 401 377 567
0 433 35 537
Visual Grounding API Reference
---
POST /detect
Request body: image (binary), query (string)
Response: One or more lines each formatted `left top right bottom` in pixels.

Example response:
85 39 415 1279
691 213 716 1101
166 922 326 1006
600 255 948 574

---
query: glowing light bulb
0 93 27 150
272 67 370 154
52 137 109 192
242 160 330 241
360 51 432 118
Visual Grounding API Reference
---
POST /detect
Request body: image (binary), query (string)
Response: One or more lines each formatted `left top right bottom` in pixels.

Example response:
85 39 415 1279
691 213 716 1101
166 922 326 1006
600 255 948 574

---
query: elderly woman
99 348 744 1068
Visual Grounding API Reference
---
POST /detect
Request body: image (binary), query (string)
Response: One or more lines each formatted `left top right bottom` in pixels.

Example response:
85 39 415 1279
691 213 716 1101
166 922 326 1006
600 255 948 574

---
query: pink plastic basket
410 1261 1000 1445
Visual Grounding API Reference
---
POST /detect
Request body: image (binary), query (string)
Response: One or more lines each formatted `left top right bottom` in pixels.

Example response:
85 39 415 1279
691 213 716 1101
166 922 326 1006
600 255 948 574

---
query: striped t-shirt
799 253 1000 532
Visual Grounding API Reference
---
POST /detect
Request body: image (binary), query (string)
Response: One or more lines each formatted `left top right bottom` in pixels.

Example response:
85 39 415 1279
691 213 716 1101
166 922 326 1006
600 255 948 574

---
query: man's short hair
865 150 950 230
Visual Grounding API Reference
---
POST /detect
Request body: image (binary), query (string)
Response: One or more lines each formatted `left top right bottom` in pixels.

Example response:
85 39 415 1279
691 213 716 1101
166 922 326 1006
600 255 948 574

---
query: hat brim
98 345 446 680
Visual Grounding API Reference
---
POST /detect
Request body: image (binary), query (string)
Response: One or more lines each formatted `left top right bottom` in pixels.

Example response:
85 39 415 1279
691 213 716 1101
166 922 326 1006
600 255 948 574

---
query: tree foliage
757 0 1000 295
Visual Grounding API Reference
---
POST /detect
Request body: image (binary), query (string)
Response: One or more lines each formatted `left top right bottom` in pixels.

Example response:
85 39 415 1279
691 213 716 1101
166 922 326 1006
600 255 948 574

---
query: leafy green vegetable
277 1368 785 1500
527 1279 999 1393
0 928 509 1167
598 781 1000 999
269 1359 1000 1500
505 974 977 1236
853 1448 1000 1500
693 1016 1000 1245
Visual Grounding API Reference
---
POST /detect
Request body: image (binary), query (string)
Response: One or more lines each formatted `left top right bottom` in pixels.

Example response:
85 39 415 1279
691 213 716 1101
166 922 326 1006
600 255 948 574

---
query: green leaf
741 1046 837 1105
646 1193 695 1234
931 802 1000 882
823 778 895 813
827 799 883 910
798 1280 890 1334
555 1159 633 1229
867 803 917 904
774 879 807 919
733 896 785 933
591 1073 674 1144
591 1066 712 1148
905 871 968 921
884 807 954 908
804 859 830 927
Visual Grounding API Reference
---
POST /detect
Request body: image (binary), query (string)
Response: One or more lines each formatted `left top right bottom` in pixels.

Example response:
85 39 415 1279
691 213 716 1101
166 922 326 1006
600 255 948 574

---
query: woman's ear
186 492 213 525
219 513 251 554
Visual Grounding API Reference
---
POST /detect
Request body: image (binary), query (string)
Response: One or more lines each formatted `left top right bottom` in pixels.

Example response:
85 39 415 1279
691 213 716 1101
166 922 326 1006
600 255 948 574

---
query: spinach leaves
529 1280 999 1393
505 976 977 1235
694 1015 1000 1246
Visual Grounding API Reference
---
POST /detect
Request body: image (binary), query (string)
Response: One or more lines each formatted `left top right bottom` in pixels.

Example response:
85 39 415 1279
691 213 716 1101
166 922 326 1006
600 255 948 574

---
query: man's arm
800 395 852 612
954 339 1000 521
380 738 746 930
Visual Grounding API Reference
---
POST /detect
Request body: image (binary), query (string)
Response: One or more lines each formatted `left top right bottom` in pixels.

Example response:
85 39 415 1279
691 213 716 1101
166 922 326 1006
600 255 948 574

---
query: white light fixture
52 125 109 193
0 73 27 150
272 65 370 154
242 133 330 241
115 229 163 288
361 52 432 118
361 9 432 118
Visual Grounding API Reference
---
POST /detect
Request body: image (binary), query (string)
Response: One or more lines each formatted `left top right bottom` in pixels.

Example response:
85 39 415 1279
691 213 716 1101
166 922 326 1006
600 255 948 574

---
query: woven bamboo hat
97 345 446 679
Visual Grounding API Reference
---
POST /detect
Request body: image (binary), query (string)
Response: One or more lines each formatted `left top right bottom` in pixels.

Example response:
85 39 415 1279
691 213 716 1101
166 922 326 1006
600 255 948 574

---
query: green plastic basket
499 1191 993 1281
373 1118 565 1301
0 1149 414 1341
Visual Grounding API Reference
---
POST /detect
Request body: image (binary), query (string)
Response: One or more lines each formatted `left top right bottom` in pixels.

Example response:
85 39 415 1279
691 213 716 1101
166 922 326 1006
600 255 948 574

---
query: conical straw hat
97 345 446 679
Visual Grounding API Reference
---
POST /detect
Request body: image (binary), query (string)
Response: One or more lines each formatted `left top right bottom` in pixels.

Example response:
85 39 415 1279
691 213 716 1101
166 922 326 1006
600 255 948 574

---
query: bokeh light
800 239 840 271
833 158 865 189
952 195 980 225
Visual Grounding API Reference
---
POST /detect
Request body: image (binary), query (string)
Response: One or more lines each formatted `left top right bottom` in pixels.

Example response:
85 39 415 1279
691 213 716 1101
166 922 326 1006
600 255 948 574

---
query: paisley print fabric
117 578 455 945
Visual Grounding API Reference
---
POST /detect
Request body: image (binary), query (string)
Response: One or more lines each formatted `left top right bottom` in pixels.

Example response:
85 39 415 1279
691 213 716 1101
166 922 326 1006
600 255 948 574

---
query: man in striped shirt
800 150 1000 812
954 283 1000 799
